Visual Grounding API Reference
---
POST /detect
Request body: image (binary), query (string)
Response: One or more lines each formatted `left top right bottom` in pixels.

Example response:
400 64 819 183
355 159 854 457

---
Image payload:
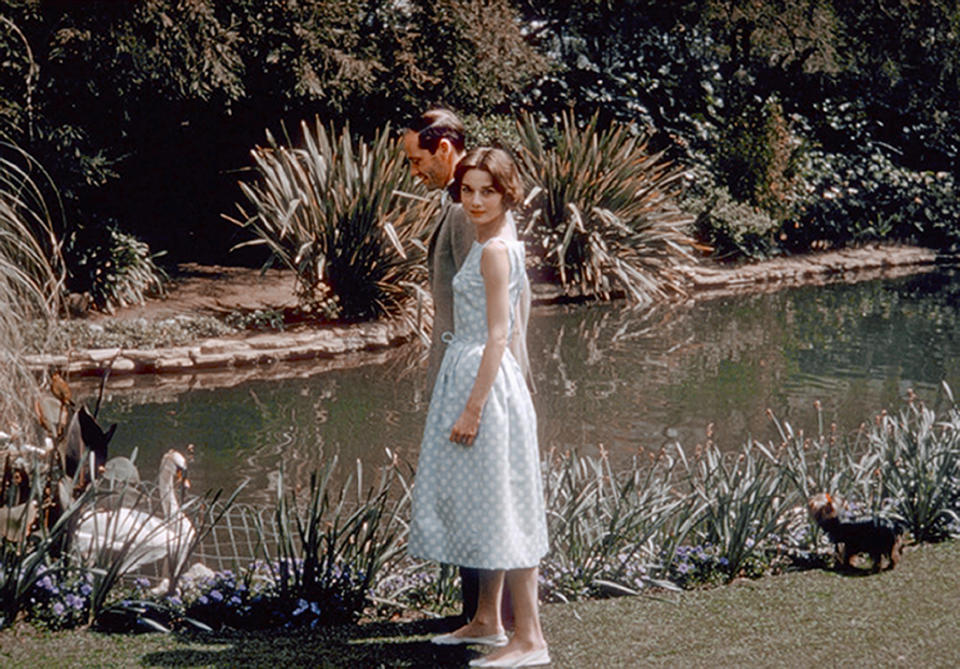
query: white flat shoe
468 647 551 667
431 631 508 646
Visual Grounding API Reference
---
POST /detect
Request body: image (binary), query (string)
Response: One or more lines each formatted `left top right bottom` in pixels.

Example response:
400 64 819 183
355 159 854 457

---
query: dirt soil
91 262 300 322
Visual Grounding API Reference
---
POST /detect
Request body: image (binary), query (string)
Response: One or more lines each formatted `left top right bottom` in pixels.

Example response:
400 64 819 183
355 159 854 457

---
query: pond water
87 269 960 504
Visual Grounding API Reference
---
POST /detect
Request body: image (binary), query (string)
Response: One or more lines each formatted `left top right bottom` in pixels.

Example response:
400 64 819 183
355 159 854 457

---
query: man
402 108 479 623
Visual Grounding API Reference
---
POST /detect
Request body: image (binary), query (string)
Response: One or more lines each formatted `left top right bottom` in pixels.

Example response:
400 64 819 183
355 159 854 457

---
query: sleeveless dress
409 237 549 570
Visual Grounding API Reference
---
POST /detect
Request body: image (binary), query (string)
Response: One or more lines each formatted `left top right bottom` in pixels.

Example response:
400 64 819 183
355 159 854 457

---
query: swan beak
176 469 191 490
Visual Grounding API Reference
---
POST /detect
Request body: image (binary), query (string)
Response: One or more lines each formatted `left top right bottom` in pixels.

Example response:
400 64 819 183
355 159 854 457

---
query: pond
84 268 960 505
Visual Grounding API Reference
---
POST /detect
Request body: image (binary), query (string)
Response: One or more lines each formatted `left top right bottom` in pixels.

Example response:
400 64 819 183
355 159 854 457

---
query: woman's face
460 168 505 230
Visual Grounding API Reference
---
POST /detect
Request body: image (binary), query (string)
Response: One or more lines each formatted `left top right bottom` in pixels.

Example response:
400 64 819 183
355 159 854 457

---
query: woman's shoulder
480 236 523 250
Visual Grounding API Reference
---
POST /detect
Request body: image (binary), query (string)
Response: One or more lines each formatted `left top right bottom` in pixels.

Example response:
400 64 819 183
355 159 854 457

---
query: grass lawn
1 540 957 668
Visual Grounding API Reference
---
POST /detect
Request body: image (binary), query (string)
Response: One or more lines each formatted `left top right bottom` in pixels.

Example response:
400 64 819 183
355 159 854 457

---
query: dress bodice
448 238 526 347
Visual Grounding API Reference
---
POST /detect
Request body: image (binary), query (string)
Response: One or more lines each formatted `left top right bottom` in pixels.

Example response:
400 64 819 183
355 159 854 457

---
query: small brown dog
807 493 904 572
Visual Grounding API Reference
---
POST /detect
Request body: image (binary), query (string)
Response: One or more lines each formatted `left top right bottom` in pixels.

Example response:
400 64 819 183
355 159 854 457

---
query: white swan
72 449 196 576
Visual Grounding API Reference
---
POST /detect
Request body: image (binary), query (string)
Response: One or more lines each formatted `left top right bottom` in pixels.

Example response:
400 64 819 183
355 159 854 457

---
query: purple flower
65 593 84 611
135 577 151 589
80 584 92 596
38 575 58 593
209 589 223 602
52 602 65 616
677 562 692 575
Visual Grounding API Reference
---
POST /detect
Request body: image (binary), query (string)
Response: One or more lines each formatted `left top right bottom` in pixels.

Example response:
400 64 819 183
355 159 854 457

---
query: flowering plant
26 566 93 630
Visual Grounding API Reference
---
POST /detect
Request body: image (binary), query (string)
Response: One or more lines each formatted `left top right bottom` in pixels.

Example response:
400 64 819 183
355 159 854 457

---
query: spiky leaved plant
516 112 699 305
0 140 64 438
229 119 434 322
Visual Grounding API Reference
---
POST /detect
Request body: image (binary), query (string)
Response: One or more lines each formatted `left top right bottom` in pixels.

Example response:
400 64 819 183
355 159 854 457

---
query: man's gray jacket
425 197 474 393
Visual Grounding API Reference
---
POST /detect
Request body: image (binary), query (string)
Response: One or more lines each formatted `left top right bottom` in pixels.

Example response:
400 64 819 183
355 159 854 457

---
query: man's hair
452 147 524 208
405 108 466 154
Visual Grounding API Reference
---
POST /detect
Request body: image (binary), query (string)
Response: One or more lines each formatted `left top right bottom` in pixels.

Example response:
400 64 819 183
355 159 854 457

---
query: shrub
229 120 433 321
516 112 698 305
66 224 167 313
682 174 778 261
784 147 960 252
713 95 802 224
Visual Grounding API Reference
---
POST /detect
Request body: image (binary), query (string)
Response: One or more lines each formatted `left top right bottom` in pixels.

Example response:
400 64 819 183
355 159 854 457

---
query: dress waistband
441 331 484 346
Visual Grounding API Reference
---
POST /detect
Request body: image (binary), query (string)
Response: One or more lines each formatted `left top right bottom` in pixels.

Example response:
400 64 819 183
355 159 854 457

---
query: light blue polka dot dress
409 237 549 570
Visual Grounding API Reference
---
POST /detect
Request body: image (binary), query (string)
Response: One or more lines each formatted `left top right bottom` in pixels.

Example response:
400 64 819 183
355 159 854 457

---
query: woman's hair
452 147 523 209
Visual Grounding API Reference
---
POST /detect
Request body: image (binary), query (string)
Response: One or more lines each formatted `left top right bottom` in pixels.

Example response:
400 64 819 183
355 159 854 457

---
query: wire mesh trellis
89 478 281 586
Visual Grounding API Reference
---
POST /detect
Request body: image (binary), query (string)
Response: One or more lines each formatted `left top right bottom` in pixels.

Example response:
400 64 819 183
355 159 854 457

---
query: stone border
677 244 941 299
25 244 950 382
26 320 416 380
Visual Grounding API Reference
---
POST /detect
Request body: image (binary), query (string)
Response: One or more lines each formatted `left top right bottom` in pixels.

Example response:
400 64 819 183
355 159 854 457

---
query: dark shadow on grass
141 615 487 668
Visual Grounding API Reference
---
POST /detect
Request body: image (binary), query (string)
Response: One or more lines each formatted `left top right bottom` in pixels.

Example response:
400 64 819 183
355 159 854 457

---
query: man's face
403 130 452 190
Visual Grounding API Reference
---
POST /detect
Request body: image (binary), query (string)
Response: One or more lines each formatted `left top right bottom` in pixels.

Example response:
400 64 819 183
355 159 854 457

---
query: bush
784 147 960 252
66 224 167 313
229 120 433 321
682 175 778 261
713 95 803 224
516 112 698 305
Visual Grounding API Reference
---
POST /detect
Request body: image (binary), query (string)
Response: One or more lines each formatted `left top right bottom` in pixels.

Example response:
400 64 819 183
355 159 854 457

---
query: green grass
2 540 957 667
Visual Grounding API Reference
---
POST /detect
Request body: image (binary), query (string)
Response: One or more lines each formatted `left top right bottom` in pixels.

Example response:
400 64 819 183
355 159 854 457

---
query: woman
409 147 550 668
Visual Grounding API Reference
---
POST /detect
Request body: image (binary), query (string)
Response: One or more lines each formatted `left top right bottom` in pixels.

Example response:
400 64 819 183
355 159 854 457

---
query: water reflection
89 269 960 504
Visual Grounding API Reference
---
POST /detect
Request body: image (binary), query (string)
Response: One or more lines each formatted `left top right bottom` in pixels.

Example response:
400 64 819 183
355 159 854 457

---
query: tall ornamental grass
0 140 64 437
516 112 698 305
228 120 434 321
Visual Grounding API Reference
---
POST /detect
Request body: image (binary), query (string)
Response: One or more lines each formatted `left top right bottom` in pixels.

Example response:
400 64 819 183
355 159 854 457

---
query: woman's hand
450 405 482 446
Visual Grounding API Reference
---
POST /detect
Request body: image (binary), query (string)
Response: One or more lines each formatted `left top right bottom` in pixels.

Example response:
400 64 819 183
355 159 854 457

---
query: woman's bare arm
449 241 511 446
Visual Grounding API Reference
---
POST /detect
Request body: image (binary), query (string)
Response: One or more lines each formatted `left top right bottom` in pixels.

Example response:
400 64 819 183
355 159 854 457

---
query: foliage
0 476 90 630
539 448 683 601
712 95 802 222
0 1 545 265
516 112 698 305
784 146 960 252
229 120 433 321
461 113 525 154
682 174 778 261
66 224 167 313
678 441 794 582
24 565 93 630
23 314 238 354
